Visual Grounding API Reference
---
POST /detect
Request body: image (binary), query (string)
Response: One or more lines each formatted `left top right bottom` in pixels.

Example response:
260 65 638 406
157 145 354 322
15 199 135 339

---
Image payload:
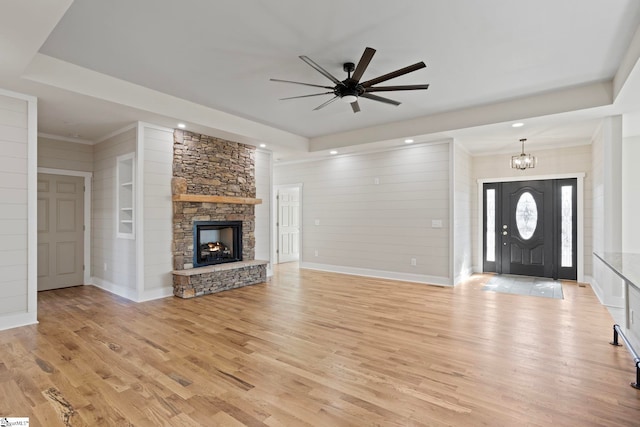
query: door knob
502 231 508 235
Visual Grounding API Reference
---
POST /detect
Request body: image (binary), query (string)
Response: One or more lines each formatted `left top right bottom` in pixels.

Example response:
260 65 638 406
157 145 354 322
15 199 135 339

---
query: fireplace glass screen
193 221 242 267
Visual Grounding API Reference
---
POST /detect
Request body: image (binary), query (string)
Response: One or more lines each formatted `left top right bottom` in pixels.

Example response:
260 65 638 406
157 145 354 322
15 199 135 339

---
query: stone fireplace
171 130 267 298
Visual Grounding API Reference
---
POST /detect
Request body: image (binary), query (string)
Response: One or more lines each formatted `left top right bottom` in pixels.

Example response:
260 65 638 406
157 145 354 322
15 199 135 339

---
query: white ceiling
2 0 640 160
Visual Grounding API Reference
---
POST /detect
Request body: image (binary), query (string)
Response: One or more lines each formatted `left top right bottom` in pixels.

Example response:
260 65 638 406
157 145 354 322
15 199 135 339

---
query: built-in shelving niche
116 152 135 239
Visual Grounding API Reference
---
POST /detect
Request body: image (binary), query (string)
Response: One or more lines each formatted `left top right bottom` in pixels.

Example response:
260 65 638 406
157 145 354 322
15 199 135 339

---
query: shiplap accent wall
38 137 93 172
472 144 593 278
91 127 137 299
622 135 640 253
139 124 173 300
452 142 472 284
274 142 451 285
255 149 273 274
0 90 37 331
591 118 624 307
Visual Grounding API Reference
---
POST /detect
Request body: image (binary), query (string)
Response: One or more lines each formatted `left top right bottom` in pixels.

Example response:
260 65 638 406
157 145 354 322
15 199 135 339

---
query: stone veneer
172 130 265 298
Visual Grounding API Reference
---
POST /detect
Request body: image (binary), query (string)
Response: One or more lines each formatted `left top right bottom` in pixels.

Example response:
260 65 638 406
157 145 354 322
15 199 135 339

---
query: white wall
452 142 472 284
91 126 138 300
139 123 174 300
274 142 451 285
622 135 640 253
255 149 272 274
472 144 593 279
38 137 93 172
0 90 37 330
591 117 624 307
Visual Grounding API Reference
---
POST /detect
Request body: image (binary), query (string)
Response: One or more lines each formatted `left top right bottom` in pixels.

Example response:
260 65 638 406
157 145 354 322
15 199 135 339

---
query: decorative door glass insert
515 192 537 240
561 185 573 267
486 189 495 262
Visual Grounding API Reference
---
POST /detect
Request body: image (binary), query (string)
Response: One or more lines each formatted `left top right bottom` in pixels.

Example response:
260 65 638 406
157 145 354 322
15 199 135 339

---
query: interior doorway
483 178 577 280
275 185 301 264
37 173 86 290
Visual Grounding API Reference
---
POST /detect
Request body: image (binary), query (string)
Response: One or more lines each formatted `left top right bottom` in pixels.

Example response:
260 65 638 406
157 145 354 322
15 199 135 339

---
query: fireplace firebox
193 221 242 267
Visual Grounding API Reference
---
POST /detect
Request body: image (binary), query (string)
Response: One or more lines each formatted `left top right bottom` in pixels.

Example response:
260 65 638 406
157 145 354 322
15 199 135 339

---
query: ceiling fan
270 47 429 113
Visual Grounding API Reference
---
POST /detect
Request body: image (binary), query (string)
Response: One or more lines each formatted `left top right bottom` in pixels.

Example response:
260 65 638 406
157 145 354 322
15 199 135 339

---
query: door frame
38 167 92 285
477 173 585 282
273 183 303 264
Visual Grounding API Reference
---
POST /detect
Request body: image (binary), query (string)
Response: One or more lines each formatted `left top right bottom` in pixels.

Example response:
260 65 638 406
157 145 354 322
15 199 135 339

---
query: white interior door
277 186 300 263
38 173 85 290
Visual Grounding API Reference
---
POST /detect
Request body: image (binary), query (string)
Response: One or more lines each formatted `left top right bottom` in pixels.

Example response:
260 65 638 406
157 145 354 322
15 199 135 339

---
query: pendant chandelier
511 138 537 170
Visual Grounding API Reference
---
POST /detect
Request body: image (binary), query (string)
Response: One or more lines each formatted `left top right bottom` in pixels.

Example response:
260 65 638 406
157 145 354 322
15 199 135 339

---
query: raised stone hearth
173 260 267 298
172 129 266 298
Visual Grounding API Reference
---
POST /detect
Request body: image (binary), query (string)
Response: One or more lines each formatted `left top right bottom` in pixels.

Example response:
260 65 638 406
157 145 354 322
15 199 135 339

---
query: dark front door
483 179 577 280
501 180 553 277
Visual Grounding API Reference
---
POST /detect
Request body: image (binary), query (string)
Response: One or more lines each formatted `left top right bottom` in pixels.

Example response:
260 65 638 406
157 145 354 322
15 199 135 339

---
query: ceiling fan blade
270 78 334 90
313 96 339 111
360 93 401 106
351 47 376 83
280 92 334 100
351 101 361 113
361 62 426 88
365 84 430 92
299 56 345 86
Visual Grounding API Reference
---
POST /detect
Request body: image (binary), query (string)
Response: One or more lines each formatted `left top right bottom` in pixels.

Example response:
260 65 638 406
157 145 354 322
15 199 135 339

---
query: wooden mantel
172 194 262 205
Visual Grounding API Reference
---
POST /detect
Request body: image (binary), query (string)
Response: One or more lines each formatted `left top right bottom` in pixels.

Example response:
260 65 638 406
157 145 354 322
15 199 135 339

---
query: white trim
27 95 38 322
135 123 145 300
449 141 455 285
89 277 138 302
0 87 37 102
95 122 138 144
0 312 38 332
38 132 95 145
260 148 274 276
38 167 93 285
587 274 625 309
137 287 174 302
275 139 453 167
137 121 174 133
476 173 586 282
300 262 452 286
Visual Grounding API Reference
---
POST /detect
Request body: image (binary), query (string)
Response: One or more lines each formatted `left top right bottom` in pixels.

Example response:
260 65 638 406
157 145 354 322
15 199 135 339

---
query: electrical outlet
315 219 320 226
411 258 417 266
314 250 319 257
374 177 380 185
103 262 107 271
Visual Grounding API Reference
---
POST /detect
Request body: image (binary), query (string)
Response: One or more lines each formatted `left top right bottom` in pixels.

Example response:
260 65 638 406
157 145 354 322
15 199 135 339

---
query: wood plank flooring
1 265 639 426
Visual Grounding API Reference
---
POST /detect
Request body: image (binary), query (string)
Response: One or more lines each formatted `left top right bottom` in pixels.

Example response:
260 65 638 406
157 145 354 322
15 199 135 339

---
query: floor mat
482 275 563 299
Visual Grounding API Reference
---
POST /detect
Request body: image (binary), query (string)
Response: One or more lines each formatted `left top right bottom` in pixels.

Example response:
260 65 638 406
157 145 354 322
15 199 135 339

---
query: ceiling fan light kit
271 47 430 113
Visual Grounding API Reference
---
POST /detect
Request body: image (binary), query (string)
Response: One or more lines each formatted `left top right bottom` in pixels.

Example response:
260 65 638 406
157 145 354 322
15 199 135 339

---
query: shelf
172 194 262 205
120 220 133 224
120 207 133 211
121 181 133 187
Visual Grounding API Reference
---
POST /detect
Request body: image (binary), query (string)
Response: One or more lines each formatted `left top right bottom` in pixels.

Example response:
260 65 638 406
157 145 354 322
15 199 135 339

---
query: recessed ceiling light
177 123 186 129
512 122 524 128
404 139 414 144
330 150 338 155
259 143 266 148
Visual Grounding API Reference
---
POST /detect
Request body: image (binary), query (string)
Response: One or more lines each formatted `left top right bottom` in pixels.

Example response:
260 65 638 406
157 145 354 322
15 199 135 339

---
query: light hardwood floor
1 265 639 426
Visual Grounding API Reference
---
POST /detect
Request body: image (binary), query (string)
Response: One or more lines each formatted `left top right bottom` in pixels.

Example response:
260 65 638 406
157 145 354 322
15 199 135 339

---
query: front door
483 179 577 280
37 173 85 290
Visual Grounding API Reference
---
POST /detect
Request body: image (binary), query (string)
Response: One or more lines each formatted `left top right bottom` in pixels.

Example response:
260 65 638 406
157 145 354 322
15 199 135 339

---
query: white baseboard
90 276 138 302
137 287 174 302
454 267 474 286
300 262 451 286
0 312 38 332
586 274 625 309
